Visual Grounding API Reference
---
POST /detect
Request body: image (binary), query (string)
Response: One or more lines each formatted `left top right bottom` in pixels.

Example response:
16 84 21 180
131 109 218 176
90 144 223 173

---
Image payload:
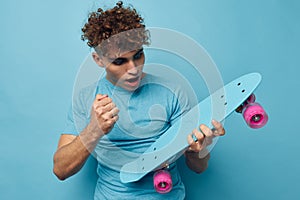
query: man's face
102 48 145 91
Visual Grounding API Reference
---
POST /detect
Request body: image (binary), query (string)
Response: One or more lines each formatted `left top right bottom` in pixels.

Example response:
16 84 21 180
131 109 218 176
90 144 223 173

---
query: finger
199 124 213 138
187 134 200 152
94 95 110 111
101 118 116 133
112 115 119 122
93 98 114 115
99 97 113 106
101 102 117 114
110 107 119 117
188 129 206 152
95 94 108 101
211 120 225 136
101 107 119 120
191 133 198 143
199 124 216 146
187 134 195 146
192 129 205 144
107 107 120 119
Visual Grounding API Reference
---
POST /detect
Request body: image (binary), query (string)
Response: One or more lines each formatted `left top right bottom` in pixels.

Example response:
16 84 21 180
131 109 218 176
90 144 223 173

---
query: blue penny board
120 73 262 183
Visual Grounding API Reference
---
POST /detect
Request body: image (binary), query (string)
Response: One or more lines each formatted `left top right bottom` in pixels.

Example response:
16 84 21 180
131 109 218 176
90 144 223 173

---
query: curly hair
81 1 150 56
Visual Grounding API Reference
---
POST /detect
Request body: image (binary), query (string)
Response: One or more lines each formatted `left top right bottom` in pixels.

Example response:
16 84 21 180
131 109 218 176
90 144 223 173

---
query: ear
92 52 105 68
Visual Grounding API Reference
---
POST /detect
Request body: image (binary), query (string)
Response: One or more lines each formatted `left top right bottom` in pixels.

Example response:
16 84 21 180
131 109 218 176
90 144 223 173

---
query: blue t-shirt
64 74 191 200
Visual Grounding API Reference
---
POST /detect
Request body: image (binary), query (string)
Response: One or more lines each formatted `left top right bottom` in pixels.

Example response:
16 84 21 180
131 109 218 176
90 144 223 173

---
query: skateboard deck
120 72 262 183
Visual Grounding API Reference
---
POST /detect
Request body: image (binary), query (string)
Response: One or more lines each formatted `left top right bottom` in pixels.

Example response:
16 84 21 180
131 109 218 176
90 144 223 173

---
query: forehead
96 35 144 58
95 27 149 59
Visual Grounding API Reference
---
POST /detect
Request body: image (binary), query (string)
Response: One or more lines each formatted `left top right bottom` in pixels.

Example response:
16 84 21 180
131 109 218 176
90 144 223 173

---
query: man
53 2 225 199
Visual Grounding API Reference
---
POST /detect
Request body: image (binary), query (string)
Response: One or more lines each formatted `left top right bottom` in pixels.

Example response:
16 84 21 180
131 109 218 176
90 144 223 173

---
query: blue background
1 0 299 199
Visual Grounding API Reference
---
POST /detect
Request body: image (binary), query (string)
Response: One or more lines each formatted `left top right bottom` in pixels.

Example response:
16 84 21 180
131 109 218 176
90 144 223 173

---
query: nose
127 60 138 75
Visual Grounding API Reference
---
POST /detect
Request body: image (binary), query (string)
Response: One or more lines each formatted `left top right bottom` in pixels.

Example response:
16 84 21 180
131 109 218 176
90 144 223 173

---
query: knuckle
221 129 226 135
114 115 119 122
199 124 205 130
187 135 194 145
96 107 104 115
106 97 112 103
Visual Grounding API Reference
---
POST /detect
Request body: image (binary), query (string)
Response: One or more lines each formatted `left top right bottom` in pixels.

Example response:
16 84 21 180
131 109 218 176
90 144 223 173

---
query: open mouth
127 77 139 83
126 76 140 87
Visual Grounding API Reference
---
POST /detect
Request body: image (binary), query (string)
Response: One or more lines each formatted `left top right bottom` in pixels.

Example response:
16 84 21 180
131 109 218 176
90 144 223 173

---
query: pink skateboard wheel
153 170 172 194
243 102 268 128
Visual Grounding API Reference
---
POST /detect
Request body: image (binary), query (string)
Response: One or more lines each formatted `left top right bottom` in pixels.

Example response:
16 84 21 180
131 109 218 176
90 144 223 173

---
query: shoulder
72 80 99 111
76 81 98 98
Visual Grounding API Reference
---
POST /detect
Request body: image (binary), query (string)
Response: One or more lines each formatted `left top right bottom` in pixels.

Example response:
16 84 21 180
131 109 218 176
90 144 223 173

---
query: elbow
193 163 209 174
185 152 210 174
53 169 66 181
53 154 68 181
53 164 68 181
188 163 208 174
194 155 210 174
53 155 79 181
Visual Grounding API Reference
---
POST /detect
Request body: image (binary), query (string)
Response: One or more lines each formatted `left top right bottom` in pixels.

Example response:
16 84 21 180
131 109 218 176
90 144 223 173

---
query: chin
124 85 140 92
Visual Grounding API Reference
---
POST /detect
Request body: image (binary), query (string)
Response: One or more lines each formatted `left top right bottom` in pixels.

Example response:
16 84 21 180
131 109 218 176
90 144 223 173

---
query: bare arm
53 134 89 180
53 94 119 180
53 127 99 180
185 150 210 173
185 120 225 173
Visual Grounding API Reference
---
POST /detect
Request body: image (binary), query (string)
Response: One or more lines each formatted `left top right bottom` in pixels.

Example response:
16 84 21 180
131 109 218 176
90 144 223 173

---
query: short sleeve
63 105 78 134
63 85 95 135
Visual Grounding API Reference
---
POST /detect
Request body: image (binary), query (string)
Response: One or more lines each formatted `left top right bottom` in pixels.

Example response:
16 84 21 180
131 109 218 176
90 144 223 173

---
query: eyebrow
108 49 144 61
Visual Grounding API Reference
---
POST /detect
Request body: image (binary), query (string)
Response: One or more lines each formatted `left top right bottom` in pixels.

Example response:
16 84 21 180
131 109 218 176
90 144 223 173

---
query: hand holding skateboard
120 73 269 194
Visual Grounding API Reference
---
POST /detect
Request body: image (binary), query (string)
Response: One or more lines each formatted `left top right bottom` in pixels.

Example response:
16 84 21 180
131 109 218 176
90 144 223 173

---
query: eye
133 50 144 60
112 58 127 65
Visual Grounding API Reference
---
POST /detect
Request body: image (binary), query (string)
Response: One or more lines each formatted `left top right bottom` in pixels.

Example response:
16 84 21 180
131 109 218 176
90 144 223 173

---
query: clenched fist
88 94 119 137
